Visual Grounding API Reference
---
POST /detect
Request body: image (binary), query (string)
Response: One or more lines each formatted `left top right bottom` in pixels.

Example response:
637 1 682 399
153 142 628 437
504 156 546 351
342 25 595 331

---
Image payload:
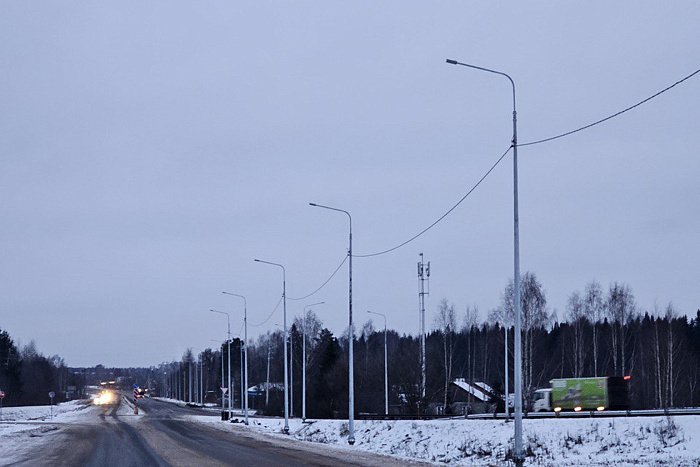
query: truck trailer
532 376 630 412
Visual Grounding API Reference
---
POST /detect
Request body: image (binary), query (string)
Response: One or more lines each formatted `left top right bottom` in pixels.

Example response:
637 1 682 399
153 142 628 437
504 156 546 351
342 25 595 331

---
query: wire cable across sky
281 65 700 299
519 67 700 147
249 295 283 327
287 255 347 301
353 145 513 258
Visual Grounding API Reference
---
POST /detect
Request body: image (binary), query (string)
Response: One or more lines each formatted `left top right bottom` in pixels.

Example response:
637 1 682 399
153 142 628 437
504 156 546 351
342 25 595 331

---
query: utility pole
309 202 355 445
418 253 430 405
290 329 294 418
446 57 524 466
266 336 271 407
240 341 244 412
211 309 232 419
505 325 510 419
254 259 289 434
222 291 250 425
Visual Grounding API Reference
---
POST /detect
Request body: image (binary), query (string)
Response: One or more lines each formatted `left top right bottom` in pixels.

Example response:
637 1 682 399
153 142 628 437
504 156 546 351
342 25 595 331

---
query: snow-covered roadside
152 396 189 407
152 396 254 414
1 400 90 423
0 400 92 437
0 400 93 466
188 414 700 466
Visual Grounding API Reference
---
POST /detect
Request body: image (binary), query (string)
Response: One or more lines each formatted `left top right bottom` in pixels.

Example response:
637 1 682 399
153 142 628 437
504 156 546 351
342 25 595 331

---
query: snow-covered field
0 400 91 437
190 413 700 466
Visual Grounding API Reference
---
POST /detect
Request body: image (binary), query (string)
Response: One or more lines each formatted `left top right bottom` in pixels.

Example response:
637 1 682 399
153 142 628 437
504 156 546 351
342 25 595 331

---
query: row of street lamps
194 58 524 462
199 202 359 442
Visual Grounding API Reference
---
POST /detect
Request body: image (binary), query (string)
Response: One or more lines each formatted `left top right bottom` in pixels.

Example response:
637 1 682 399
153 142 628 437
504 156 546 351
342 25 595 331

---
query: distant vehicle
92 381 119 405
532 376 631 412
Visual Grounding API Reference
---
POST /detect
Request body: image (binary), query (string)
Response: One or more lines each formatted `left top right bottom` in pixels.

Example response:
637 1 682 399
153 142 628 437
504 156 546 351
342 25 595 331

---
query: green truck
532 376 630 412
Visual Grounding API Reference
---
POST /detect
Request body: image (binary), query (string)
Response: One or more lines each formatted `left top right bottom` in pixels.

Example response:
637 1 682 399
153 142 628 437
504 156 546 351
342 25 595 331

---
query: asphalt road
7 393 418 467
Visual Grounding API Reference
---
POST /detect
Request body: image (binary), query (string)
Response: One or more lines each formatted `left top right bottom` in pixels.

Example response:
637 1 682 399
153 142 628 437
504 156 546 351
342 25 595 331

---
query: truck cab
532 388 552 412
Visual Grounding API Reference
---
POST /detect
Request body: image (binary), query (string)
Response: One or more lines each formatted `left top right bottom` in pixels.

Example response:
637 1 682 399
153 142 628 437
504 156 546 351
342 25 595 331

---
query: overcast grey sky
1 2 698 367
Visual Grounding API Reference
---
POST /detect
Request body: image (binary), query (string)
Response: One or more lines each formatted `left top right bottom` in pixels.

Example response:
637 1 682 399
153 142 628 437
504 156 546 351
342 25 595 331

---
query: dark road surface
7 394 417 467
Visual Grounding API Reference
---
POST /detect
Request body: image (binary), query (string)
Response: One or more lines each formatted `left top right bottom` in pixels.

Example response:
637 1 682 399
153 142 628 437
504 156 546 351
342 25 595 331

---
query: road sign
133 384 139 389
48 391 55 399
220 387 228 394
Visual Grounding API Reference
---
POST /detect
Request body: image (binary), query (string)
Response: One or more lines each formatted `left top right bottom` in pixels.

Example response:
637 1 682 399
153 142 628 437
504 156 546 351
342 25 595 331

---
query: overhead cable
249 295 283 327
353 145 513 258
519 67 700 147
288 255 347 301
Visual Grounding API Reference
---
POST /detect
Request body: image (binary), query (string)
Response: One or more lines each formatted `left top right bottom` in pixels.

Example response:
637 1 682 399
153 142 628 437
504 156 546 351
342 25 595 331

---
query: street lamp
191 348 205 406
503 319 510 420
274 321 295 419
222 291 249 426
210 309 233 420
210 339 226 413
254 258 289 434
302 301 325 421
309 202 355 445
446 58 523 465
367 310 389 416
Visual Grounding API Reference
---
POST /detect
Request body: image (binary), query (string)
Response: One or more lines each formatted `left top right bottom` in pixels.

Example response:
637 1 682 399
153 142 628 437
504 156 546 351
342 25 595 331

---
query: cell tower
418 253 430 401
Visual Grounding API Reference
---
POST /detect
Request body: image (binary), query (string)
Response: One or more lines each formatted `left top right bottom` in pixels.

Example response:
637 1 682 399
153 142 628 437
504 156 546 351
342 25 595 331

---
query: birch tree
583 281 604 376
566 291 585 377
606 283 636 376
463 305 479 388
501 272 548 403
664 303 681 407
435 298 456 411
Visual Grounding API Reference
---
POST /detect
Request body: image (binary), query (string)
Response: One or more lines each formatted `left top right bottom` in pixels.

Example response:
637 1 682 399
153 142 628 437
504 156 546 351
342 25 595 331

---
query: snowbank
0 400 89 423
192 414 700 466
0 400 91 437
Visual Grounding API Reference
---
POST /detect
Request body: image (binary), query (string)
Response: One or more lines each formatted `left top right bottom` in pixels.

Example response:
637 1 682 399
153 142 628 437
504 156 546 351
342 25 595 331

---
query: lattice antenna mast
418 253 430 403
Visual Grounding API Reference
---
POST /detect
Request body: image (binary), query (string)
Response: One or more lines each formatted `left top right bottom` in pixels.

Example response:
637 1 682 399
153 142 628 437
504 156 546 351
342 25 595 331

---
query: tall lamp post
367 310 388 416
302 301 325 421
309 202 355 445
210 339 225 413
191 348 205 406
222 291 249 426
210 309 232 420
446 58 523 465
254 258 289 434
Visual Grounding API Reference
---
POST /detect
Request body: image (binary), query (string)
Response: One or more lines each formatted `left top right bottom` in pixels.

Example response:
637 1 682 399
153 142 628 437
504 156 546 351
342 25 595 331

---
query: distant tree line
205 273 700 417
157 272 700 415
0 329 80 406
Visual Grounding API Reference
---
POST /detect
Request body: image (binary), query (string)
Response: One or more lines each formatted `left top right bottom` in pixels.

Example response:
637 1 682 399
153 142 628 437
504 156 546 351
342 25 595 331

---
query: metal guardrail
465 407 700 420
355 414 457 421
352 408 700 421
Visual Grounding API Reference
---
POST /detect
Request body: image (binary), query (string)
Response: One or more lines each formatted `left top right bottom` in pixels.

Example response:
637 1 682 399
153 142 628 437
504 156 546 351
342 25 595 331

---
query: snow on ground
153 396 190 407
152 396 256 414
188 413 700 466
0 399 93 465
1 400 90 425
